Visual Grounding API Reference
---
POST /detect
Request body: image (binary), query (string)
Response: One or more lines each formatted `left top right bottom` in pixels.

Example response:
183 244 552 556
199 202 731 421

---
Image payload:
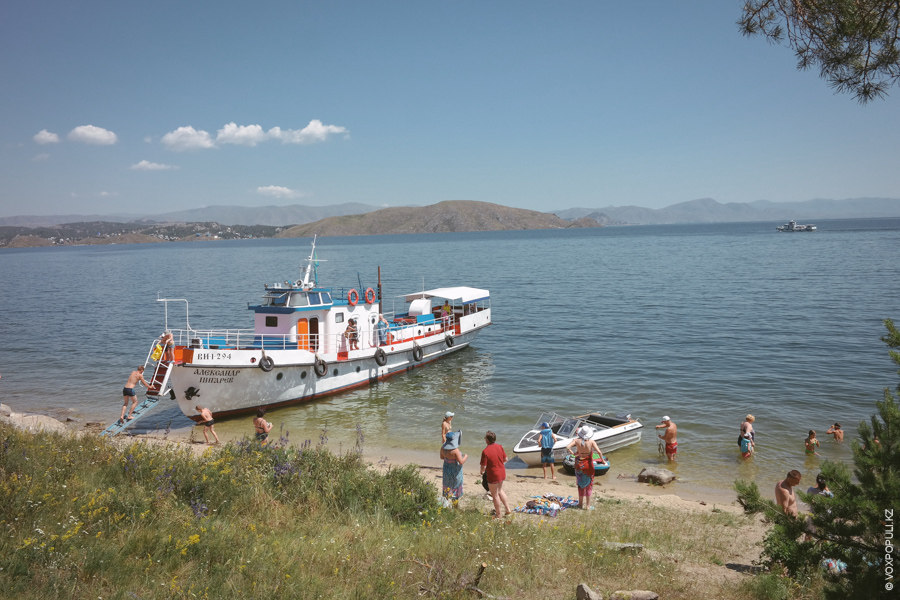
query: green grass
0 423 823 599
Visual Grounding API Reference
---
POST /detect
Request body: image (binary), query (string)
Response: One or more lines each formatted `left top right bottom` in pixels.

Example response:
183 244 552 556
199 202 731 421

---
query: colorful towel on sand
514 494 581 517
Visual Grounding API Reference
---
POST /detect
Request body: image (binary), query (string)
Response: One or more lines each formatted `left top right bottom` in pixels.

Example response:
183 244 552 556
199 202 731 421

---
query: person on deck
343 319 359 350
159 330 175 362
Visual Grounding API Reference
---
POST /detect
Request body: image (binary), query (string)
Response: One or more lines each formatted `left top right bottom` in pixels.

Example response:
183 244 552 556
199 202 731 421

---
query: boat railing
165 313 456 354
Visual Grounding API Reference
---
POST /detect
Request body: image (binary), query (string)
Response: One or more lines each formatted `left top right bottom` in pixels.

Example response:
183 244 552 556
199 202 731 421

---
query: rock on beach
0 403 68 433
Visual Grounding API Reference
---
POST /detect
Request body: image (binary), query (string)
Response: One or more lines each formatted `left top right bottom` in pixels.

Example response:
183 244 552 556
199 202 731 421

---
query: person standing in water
656 416 678 461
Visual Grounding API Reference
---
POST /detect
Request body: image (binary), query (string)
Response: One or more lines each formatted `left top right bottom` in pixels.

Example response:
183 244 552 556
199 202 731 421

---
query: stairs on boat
100 395 163 437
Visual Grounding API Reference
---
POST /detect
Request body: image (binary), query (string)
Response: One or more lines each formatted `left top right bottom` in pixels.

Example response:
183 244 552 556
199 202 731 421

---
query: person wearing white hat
565 426 604 510
442 411 455 444
655 416 678 461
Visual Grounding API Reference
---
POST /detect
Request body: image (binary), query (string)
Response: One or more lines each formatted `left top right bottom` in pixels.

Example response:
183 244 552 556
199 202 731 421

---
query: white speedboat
513 412 643 467
776 219 817 232
142 236 491 420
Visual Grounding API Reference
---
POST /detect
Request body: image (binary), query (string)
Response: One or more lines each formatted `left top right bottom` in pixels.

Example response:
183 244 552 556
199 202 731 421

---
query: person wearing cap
538 421 561 480
442 411 455 443
825 422 844 442
440 431 467 507
565 426 604 510
656 416 677 462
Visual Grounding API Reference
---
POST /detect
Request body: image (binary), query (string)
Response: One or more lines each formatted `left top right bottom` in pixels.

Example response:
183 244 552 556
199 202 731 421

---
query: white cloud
162 120 348 150
131 160 178 171
68 125 118 145
216 122 268 146
257 185 302 199
269 119 349 144
161 126 215 151
34 129 60 144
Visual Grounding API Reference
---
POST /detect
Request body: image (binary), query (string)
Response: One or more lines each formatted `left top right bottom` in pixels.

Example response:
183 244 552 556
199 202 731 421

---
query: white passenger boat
143 237 491 420
513 412 643 467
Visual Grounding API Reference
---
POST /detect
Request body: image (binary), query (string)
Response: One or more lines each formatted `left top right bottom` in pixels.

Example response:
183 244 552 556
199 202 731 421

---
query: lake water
1 219 897 497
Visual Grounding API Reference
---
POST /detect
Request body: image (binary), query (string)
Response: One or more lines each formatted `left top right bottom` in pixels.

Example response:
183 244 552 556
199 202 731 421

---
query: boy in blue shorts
539 421 561 480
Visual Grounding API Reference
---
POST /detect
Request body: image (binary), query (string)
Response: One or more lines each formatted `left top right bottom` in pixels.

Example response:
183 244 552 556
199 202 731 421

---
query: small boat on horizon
512 412 643 467
140 236 492 421
776 219 817 232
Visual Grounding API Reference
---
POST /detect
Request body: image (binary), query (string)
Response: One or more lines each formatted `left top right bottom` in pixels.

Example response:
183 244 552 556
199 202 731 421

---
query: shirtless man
656 415 677 461
826 422 844 442
442 411 455 444
120 366 152 422
195 405 219 444
775 470 802 517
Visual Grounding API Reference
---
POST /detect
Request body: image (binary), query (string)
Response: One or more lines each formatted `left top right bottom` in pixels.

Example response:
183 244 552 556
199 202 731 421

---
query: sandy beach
2 404 770 590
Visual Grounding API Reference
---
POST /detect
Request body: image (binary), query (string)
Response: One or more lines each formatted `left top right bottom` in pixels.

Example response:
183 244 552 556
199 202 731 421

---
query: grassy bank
0 423 823 599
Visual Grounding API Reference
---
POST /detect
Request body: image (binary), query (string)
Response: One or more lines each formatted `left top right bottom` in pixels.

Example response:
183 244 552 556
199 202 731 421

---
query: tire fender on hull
412 344 424 362
374 348 387 366
314 356 328 377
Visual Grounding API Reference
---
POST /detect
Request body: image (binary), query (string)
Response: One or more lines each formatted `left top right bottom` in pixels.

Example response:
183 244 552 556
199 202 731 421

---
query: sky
1 1 898 218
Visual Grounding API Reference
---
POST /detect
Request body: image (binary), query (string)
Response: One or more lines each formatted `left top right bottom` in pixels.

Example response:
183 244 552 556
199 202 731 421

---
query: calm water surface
1 219 897 495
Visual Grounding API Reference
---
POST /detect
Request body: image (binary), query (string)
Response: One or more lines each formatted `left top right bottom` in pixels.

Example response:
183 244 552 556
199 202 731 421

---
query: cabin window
267 293 288 307
320 292 332 303
265 316 278 327
335 313 345 323
308 292 321 305
289 293 309 307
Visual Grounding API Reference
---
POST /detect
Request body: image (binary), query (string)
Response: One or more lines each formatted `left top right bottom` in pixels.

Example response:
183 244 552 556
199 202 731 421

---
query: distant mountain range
556 197 900 225
2 197 898 229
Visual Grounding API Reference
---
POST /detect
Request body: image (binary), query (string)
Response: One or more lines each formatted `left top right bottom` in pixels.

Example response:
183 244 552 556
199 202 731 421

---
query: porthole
301 371 307 379
355 366 361 373
332 368 339 376
276 372 284 380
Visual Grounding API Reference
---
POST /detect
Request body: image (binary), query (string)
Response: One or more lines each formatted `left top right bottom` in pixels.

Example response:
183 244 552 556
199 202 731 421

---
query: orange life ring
364 287 376 304
347 289 359 306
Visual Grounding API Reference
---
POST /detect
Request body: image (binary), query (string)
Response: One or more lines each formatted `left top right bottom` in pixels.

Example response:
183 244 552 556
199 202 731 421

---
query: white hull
169 331 479 418
513 412 643 466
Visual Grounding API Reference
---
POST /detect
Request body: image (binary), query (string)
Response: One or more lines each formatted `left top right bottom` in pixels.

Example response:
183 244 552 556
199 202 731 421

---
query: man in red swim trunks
656 415 678 462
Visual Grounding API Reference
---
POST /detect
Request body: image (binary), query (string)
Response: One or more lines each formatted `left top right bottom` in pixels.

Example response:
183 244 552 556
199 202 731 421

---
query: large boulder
637 467 676 485
7 413 67 433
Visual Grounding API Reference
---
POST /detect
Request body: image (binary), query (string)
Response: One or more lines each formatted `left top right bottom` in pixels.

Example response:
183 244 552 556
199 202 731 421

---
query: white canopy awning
402 287 489 304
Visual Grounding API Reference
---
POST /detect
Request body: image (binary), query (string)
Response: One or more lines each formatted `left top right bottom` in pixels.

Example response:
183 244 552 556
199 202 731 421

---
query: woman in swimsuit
565 426 604 510
253 407 272 445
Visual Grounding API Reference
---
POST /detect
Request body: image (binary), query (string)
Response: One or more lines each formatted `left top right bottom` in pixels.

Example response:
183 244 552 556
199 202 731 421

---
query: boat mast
300 235 318 289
